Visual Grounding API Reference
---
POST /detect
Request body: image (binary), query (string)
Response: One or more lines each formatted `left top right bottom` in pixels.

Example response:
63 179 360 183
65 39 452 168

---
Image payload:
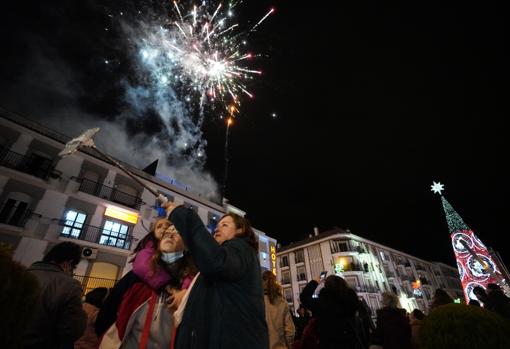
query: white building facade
276 228 463 315
0 110 276 293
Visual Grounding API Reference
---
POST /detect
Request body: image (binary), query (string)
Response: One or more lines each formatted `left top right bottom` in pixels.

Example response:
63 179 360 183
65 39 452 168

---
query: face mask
161 251 184 264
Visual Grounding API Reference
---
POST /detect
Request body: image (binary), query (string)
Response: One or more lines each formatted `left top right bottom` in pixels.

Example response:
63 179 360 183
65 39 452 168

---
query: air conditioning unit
81 247 98 259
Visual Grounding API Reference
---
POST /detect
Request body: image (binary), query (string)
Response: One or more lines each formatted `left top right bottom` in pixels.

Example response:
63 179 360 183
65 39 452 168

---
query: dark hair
487 283 501 291
473 286 486 297
130 218 166 259
412 308 425 320
432 288 453 307
43 242 81 266
262 270 282 304
85 287 108 308
221 213 258 251
469 299 481 306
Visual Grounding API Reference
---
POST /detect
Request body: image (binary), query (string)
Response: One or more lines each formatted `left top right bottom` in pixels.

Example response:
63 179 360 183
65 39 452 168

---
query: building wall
277 231 464 316
1 114 277 292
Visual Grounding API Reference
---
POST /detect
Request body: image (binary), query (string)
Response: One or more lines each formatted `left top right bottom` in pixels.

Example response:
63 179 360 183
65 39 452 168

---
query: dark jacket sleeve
300 280 320 315
169 206 250 281
95 271 139 336
56 278 87 343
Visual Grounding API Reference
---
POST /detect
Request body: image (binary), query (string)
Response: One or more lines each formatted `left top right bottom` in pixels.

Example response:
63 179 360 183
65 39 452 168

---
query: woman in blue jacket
164 203 269 349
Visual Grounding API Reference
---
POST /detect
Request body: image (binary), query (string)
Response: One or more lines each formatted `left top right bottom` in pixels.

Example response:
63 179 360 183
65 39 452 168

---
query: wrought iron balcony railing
77 177 142 209
0 146 52 179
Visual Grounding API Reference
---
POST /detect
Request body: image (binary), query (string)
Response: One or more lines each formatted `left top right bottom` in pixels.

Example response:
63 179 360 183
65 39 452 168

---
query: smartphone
320 271 328 280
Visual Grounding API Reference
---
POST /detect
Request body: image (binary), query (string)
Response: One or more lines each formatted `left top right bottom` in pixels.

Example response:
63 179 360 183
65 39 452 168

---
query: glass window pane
104 221 113 231
76 213 86 223
71 229 80 238
66 211 77 222
62 227 70 235
99 236 109 245
112 223 120 233
110 230 118 237
120 225 128 234
116 239 125 248
108 237 117 246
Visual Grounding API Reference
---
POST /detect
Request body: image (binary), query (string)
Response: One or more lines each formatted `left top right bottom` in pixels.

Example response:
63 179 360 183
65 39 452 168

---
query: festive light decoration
432 182 506 303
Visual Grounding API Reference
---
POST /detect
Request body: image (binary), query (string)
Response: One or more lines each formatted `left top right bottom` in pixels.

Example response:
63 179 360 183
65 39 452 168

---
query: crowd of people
2 202 510 349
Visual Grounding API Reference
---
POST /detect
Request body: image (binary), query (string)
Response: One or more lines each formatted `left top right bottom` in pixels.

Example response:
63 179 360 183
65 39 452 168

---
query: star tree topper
431 181 444 195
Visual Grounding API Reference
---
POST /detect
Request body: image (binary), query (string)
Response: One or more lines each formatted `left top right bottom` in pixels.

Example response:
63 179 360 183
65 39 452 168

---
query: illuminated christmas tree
431 182 507 303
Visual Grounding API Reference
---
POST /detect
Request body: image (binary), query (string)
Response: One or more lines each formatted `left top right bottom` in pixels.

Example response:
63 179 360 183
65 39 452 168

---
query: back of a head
324 274 348 292
412 308 425 320
469 299 481 307
43 241 82 266
381 292 399 309
85 287 108 308
262 270 282 304
473 286 486 298
434 288 453 304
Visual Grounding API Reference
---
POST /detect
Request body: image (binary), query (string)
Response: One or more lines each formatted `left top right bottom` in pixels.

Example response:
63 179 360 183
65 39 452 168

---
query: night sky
1 1 508 266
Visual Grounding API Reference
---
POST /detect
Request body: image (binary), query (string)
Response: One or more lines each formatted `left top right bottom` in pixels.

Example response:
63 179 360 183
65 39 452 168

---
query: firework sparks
134 1 274 115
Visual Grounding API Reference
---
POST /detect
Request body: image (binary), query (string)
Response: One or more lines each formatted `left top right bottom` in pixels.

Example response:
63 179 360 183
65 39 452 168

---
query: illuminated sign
104 206 139 224
270 244 277 275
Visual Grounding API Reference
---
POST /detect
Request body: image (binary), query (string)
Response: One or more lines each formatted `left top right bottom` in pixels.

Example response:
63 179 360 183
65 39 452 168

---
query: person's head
324 274 349 292
85 287 108 308
433 288 453 305
473 286 487 300
159 226 185 253
149 223 186 275
214 213 258 251
262 270 282 304
486 283 501 294
43 242 81 274
132 218 173 258
469 299 481 306
411 308 425 320
153 218 173 240
381 291 400 309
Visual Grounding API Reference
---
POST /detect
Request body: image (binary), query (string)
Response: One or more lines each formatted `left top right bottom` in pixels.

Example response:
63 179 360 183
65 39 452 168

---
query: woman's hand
161 201 179 217
166 288 187 312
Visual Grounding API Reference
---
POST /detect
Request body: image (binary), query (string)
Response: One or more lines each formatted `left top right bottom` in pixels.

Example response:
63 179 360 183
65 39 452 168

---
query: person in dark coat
371 292 412 349
300 275 361 349
22 241 87 349
429 288 453 310
163 203 269 349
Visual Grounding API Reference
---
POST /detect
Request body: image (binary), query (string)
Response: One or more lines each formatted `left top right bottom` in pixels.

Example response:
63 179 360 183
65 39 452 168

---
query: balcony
357 285 378 293
77 178 142 210
57 220 133 250
0 146 52 179
0 201 33 227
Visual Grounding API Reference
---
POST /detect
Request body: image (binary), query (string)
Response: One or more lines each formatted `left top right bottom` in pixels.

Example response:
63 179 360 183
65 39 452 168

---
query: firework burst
136 1 274 117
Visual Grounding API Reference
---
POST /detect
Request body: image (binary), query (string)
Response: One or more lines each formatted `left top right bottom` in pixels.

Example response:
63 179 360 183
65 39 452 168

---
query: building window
283 287 293 303
379 251 387 261
260 252 268 261
331 240 349 253
0 198 31 227
297 265 307 282
61 210 87 238
295 249 305 263
282 270 291 285
280 255 289 268
100 220 130 249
